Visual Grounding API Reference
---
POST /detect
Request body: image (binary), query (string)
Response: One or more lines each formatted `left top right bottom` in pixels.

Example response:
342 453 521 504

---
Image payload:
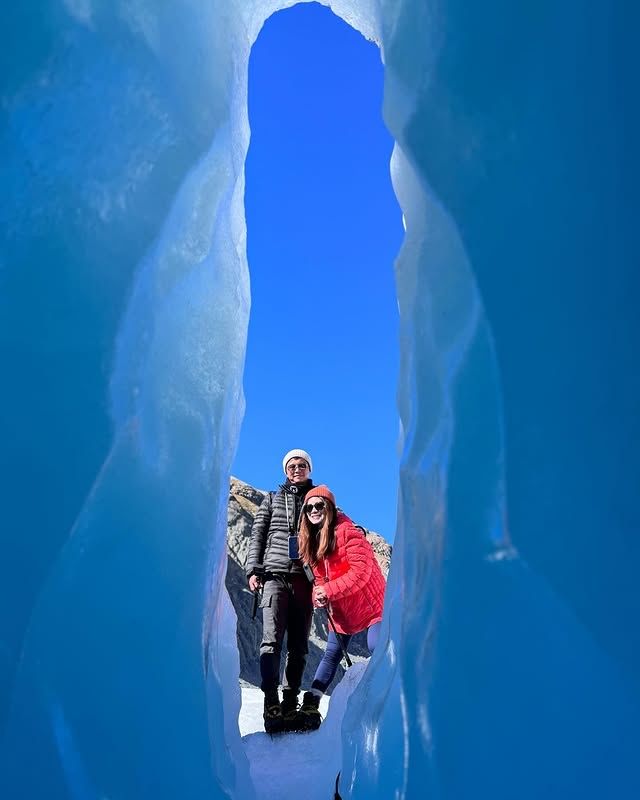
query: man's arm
245 493 273 580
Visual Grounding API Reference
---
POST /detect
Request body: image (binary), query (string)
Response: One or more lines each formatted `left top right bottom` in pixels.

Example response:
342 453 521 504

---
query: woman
295 485 386 731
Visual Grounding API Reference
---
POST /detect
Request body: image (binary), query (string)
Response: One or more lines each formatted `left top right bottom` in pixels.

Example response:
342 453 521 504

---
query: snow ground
239 663 367 800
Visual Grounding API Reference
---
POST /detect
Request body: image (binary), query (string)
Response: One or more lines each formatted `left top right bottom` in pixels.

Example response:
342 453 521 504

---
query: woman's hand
313 585 328 607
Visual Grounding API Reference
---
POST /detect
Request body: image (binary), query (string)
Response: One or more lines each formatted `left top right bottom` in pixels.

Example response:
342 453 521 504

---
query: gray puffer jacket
245 480 313 577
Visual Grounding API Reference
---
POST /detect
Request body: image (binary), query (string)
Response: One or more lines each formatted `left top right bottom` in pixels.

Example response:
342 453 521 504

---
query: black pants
259 573 313 694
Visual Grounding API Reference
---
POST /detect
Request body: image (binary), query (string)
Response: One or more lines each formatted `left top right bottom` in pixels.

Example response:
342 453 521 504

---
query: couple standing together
245 448 386 734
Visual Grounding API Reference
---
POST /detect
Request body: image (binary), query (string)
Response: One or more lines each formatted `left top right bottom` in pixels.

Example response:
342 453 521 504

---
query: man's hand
313 585 328 607
249 574 262 593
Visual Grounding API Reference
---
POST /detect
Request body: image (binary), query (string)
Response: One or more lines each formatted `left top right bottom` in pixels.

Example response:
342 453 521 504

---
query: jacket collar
282 478 313 496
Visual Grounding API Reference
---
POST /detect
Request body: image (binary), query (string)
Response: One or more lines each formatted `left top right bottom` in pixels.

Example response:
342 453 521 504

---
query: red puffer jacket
312 512 386 635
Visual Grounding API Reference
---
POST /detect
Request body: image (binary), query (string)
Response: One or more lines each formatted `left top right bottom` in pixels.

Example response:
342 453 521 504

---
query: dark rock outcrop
226 477 392 692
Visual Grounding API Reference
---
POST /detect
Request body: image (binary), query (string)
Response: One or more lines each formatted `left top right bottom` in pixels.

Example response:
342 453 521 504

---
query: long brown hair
298 498 336 565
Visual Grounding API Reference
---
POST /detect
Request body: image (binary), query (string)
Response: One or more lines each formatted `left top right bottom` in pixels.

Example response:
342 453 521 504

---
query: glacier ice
1 1 639 799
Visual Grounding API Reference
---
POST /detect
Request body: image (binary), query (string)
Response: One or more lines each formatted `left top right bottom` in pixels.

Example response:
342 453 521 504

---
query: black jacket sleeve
245 493 272 577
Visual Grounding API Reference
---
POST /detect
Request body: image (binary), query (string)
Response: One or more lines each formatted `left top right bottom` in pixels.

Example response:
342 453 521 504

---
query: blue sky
232 2 403 543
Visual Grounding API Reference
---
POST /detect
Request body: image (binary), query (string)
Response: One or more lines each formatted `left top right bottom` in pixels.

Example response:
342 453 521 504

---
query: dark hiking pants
259 573 313 694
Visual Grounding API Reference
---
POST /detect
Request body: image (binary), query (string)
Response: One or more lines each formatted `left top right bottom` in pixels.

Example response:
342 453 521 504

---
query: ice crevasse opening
0 1 639 799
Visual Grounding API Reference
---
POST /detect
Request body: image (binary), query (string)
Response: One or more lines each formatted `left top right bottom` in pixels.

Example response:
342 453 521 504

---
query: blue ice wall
0 2 254 798
0 0 235 719
1 1 639 799
401 0 640 677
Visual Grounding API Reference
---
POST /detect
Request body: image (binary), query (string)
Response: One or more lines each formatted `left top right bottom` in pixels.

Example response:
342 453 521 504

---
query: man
245 449 315 733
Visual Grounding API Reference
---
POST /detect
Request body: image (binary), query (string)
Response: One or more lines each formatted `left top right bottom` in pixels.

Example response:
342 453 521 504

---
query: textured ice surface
1 1 639 799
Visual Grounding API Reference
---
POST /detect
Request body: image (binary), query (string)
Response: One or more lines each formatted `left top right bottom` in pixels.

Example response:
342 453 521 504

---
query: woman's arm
323 525 375 602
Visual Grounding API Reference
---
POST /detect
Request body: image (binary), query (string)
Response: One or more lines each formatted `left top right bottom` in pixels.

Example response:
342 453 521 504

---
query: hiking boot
280 689 300 732
263 690 284 734
296 691 322 732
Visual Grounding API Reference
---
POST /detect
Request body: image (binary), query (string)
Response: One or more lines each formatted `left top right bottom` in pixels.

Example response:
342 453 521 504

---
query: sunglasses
304 501 326 513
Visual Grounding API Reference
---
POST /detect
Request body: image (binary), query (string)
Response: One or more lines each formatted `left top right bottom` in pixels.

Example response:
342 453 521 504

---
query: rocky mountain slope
226 477 392 692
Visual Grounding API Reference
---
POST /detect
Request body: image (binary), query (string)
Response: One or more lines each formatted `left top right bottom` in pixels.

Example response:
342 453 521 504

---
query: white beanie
282 449 313 474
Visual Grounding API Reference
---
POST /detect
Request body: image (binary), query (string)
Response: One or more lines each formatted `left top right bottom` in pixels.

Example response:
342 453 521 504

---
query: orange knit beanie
304 485 336 508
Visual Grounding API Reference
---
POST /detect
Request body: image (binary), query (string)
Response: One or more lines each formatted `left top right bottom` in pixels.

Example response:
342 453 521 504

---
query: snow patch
240 664 368 800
